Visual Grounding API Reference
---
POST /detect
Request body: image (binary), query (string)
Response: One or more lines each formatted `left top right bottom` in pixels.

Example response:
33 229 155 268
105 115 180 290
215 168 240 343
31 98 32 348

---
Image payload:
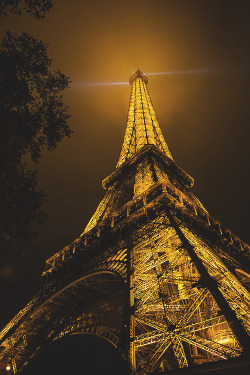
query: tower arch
1 71 250 375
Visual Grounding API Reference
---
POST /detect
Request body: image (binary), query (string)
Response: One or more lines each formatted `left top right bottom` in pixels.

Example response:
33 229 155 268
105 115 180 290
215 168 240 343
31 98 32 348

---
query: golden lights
1 71 250 374
117 73 173 167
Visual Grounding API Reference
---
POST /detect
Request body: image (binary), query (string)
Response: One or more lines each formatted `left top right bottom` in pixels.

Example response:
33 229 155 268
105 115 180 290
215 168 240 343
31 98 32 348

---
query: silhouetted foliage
0 0 52 19
0 31 71 245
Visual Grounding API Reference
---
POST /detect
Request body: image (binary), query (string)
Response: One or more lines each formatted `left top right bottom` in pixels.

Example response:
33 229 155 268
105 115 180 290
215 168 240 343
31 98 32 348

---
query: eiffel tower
1 70 250 375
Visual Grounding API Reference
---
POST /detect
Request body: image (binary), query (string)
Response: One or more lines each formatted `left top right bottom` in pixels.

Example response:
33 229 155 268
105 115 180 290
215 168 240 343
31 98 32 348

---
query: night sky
1 1 250 373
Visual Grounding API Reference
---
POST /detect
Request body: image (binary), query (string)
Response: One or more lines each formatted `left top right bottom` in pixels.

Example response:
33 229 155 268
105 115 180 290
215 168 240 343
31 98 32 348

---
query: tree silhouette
0 0 52 19
0 6 71 248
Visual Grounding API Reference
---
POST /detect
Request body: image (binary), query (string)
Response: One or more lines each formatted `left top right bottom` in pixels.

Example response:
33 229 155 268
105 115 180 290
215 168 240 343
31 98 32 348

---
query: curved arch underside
58 327 119 348
1 271 125 374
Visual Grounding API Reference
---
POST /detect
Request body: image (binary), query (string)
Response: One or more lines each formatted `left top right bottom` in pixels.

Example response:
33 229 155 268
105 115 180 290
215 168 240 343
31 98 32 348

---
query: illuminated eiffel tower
1 70 250 375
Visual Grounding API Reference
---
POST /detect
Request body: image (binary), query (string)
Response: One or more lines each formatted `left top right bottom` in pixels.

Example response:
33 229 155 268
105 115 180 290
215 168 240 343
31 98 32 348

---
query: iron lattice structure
1 70 250 375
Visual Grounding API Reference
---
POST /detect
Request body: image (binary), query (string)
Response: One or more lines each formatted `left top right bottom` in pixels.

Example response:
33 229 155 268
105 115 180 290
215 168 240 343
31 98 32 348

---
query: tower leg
166 210 250 355
130 318 136 375
127 240 136 375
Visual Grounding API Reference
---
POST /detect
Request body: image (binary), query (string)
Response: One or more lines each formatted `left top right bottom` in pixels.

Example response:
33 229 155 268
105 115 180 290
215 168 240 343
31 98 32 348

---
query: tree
0 0 52 19
0 30 71 246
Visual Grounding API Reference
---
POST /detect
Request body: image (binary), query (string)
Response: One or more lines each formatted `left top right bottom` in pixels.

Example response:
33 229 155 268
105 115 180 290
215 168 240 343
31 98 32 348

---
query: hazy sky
1 0 250 373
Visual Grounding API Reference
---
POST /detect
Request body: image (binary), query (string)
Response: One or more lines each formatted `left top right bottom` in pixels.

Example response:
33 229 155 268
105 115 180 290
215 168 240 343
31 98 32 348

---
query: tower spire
117 69 173 167
1 70 250 375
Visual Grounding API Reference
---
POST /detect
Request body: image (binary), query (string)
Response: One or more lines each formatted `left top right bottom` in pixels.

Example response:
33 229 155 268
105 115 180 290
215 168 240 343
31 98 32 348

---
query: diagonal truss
1 70 250 375
129 214 249 373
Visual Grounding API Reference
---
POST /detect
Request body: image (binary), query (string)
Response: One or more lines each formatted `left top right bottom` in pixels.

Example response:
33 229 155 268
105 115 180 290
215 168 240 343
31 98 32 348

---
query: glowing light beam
146 68 212 76
72 67 247 88
71 81 129 88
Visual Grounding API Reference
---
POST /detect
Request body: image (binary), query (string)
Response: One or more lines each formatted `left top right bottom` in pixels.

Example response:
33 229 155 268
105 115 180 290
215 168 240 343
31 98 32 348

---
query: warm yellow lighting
213 329 234 345
117 73 173 167
1 70 249 375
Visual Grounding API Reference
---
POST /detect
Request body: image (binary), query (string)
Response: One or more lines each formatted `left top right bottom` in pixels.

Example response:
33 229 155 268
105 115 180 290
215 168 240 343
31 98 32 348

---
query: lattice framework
0 70 250 375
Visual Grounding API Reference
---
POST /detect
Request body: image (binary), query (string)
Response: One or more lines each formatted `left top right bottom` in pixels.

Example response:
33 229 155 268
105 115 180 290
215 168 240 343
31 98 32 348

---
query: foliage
0 164 46 243
0 0 52 19
0 31 71 244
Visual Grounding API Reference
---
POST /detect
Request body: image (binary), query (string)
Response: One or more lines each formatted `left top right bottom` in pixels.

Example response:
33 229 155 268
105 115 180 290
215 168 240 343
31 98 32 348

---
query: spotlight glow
72 67 244 88
71 81 129 88
146 68 211 75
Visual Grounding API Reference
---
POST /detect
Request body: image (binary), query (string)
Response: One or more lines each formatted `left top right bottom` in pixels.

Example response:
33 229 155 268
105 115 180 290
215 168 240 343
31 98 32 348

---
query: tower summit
0 71 250 375
117 69 173 167
84 70 193 233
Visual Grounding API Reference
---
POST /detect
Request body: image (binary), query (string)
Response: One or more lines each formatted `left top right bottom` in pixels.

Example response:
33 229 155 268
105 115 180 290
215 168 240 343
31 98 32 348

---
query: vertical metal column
129 249 136 374
126 225 136 375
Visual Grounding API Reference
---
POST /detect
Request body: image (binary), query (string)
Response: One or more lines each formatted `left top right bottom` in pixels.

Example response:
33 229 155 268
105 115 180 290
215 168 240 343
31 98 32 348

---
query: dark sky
1 0 250 373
